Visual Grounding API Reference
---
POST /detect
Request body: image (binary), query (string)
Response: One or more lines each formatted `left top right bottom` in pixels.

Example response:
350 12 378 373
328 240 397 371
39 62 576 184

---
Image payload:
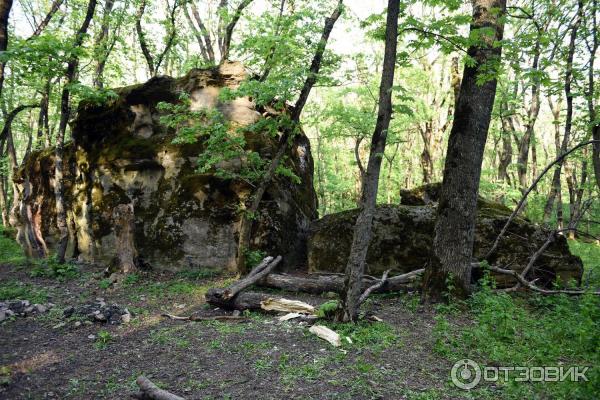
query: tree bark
336 0 399 322
260 269 423 294
111 204 137 273
54 0 97 263
235 0 343 273
422 0 506 302
0 0 14 101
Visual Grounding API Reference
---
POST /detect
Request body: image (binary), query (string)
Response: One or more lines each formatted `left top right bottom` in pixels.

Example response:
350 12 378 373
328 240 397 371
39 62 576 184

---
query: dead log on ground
259 268 423 294
205 256 317 313
132 376 185 400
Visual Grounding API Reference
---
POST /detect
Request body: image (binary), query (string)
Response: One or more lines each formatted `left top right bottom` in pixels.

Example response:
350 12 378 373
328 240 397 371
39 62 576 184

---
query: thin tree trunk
54 0 97 263
588 0 600 191
30 0 64 37
93 0 116 88
190 3 215 63
235 0 343 274
0 174 8 226
542 1 583 225
135 0 154 76
0 0 14 100
336 0 399 322
220 0 254 62
184 5 210 62
422 0 506 302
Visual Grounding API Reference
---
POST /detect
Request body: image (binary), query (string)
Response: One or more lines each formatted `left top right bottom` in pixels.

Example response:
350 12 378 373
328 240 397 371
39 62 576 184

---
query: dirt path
0 262 472 399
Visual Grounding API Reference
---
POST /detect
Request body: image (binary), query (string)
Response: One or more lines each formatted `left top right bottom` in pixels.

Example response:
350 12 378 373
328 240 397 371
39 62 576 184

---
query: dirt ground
0 262 474 400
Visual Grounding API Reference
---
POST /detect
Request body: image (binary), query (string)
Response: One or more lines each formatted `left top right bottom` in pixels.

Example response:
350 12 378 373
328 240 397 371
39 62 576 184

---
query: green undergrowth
434 274 600 399
0 280 48 303
569 240 600 287
0 225 26 265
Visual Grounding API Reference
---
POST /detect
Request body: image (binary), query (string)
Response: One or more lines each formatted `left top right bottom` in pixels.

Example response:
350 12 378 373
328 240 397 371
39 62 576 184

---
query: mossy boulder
14 62 317 271
308 184 583 288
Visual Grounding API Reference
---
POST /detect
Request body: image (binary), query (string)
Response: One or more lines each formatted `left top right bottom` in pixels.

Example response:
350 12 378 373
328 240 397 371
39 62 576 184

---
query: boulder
13 62 317 271
308 184 583 288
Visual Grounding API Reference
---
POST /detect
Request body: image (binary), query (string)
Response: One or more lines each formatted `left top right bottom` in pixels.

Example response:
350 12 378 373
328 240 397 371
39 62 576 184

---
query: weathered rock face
14 62 317 271
308 184 583 288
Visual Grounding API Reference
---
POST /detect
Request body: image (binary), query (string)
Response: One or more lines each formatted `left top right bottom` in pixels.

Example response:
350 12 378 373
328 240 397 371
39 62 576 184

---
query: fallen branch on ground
132 376 185 400
161 313 248 322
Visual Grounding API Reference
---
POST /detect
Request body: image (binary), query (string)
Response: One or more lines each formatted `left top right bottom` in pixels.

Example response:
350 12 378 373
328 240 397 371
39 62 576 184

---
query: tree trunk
93 0 116 88
0 0 14 100
235 0 343 273
54 0 97 263
587 0 599 191
220 0 254 62
111 204 137 273
422 0 506 302
337 0 399 322
542 1 583 225
0 174 8 226
135 0 154 76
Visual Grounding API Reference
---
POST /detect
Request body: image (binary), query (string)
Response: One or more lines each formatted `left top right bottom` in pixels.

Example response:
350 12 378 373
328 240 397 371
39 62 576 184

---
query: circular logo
451 359 481 390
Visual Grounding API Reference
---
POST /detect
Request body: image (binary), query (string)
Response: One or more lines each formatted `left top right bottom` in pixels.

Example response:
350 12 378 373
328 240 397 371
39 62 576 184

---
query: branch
27 0 65 39
220 0 254 62
358 270 390 306
484 140 600 259
132 376 185 400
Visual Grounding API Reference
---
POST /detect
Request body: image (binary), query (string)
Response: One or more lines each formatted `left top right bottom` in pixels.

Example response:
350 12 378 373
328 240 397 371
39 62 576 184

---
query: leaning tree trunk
336 0 399 322
235 0 343 273
54 0 97 263
422 0 506 302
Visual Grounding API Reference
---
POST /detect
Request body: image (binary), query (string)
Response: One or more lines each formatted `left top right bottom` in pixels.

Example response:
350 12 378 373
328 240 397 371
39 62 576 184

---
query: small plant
98 279 112 290
244 249 267 269
30 257 80 281
95 330 113 350
317 300 339 318
122 273 140 286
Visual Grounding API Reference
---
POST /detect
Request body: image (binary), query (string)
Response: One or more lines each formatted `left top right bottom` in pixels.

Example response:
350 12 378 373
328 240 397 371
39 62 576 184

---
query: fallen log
259 268 423 294
132 376 185 400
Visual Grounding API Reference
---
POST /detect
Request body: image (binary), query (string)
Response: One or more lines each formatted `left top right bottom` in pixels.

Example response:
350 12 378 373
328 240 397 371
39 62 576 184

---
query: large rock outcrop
13 62 317 271
308 184 583 288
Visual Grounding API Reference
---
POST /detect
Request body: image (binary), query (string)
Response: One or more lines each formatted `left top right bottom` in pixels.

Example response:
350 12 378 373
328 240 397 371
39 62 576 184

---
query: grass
30 257 80 281
569 240 600 286
0 225 26 265
434 274 600 399
0 280 48 303
323 320 402 353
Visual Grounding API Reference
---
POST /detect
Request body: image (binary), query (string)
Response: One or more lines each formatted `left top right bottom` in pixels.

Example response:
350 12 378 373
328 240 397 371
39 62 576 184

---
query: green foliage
95 330 114 350
30 257 80 281
0 225 26 265
244 249 266 270
434 281 600 399
176 267 223 281
325 321 401 352
0 280 48 303
316 299 339 318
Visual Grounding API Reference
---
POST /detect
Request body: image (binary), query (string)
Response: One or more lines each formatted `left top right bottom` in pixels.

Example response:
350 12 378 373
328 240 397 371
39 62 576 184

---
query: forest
0 0 599 398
